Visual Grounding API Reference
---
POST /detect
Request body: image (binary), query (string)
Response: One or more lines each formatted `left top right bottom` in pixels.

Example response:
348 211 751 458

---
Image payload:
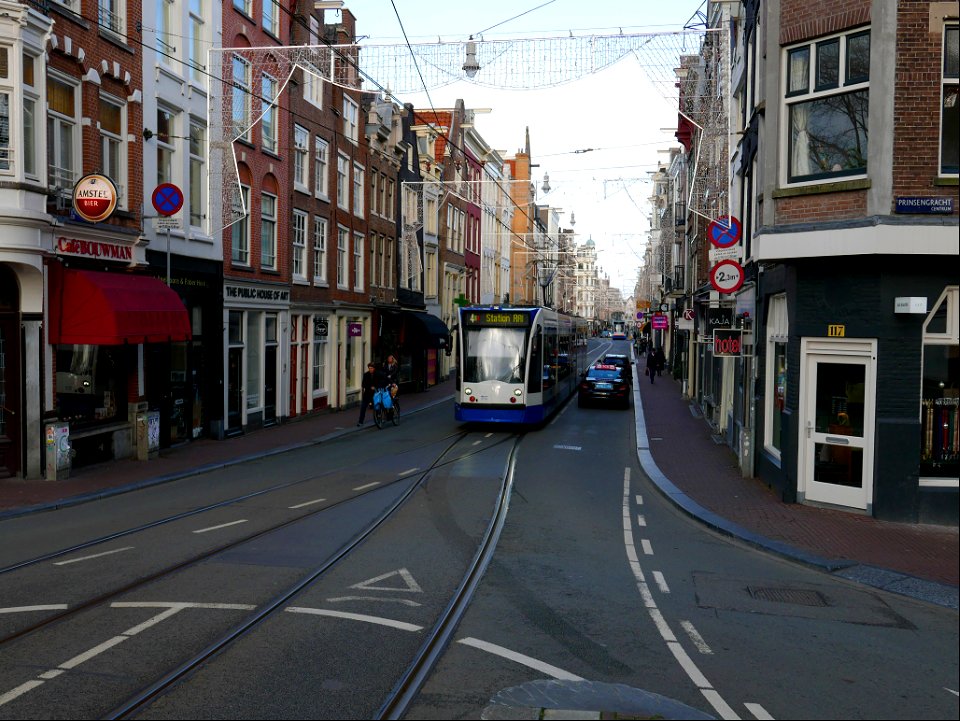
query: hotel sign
72 174 118 223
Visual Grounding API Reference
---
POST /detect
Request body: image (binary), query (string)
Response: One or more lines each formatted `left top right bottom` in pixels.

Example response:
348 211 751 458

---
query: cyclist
384 354 400 400
357 362 386 426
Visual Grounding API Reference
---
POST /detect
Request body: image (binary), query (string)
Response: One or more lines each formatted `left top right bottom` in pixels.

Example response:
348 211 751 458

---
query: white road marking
38 670 63 680
641 539 654 555
946 688 959 697
652 571 670 594
111 602 256 611
289 497 326 509
553 444 582 451
326 596 421 607
350 568 423 593
458 638 584 681
53 546 134 566
60 635 128 669
398 468 419 476
636 495 644 505
285 607 422 632
744 702 774 719
353 481 380 491
472 440 482 446
637 514 647 527
701 689 740 720
681 620 712 654
484 433 493 438
0 605 68 614
193 519 248 534
0 681 44 707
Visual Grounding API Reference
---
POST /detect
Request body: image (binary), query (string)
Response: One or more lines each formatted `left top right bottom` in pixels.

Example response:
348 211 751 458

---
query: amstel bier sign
72 174 118 223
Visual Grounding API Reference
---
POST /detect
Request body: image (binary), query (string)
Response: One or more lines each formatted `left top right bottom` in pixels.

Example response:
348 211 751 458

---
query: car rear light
509 397 516 403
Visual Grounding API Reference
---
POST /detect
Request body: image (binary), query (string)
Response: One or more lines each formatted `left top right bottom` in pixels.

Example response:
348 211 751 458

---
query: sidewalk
635 371 958 608
2 373 957 608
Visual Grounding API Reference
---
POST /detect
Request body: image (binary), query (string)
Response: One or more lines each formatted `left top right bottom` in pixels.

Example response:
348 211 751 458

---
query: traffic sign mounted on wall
709 259 745 294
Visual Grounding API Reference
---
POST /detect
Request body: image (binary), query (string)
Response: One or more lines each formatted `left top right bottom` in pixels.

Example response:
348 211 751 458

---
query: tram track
0 431 522 651
101 433 523 719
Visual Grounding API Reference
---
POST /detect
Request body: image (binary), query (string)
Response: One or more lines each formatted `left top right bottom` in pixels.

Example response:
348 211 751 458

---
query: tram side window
557 330 572 380
542 327 557 388
528 329 542 393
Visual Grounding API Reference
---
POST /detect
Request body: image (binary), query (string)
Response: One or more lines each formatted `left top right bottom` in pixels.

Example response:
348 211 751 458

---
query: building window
337 225 348 288
294 125 309 192
156 107 176 186
343 96 359 142
99 96 126 207
99 0 125 37
337 153 349 209
764 294 789 459
785 29 870 183
312 318 328 393
262 0 279 36
155 0 175 63
1 50 12 173
314 136 329 198
262 74 278 154
920 286 959 486
189 121 205 228
22 53 39 178
188 0 205 83
353 162 364 216
303 62 323 109
232 184 250 264
942 25 959 176
232 56 251 142
313 216 328 284
261 192 277 268
292 210 307 279
47 74 78 192
246 312 261 410
353 232 364 290
233 0 251 16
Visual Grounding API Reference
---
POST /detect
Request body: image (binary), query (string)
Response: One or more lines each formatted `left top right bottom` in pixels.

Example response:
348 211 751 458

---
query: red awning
49 268 191 345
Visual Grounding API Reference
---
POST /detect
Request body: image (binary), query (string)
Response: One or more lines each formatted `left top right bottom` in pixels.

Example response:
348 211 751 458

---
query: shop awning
50 268 192 345
403 310 450 349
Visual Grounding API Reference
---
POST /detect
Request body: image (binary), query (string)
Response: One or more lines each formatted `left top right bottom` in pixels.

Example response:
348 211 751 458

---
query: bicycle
372 387 400 428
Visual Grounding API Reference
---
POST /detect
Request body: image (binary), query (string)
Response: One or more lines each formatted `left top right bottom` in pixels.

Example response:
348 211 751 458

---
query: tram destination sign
464 310 529 327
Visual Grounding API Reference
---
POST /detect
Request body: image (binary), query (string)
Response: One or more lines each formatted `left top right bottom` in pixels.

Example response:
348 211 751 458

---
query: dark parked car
601 353 633 384
578 363 631 409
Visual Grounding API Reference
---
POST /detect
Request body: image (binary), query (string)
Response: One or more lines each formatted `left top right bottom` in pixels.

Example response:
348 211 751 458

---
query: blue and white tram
454 306 589 424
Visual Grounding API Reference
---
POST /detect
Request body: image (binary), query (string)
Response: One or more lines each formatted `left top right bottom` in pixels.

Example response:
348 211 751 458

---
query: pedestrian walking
646 348 658 384
654 347 666 377
357 362 385 426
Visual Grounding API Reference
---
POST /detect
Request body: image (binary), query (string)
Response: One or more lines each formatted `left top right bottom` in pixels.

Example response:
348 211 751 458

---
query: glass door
800 340 876 511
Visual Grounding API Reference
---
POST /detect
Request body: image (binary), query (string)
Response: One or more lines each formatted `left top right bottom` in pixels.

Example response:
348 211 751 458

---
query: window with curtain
785 29 870 183
942 25 959 176
920 287 959 485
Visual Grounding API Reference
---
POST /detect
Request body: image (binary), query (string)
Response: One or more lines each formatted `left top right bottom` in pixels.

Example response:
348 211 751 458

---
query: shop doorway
0 268 21 478
799 338 877 511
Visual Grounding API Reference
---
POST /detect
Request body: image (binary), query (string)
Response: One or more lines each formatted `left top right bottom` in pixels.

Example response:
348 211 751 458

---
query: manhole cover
748 586 829 607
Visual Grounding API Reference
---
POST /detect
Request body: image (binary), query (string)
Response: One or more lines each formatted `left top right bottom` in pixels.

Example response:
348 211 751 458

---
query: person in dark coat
358 362 386 426
654 347 666 377
646 348 658 384
384 354 400 398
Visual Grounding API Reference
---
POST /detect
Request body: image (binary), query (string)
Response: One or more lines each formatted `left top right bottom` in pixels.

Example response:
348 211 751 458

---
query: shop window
942 24 959 176
920 287 959 486
246 312 261 410
764 294 789 459
55 345 125 428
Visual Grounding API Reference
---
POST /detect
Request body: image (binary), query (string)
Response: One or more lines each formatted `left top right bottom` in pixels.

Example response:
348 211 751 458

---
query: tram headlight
514 389 522 396
464 388 472 395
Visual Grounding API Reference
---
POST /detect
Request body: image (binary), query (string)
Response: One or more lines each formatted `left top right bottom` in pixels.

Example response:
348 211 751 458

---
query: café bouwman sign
72 174 119 223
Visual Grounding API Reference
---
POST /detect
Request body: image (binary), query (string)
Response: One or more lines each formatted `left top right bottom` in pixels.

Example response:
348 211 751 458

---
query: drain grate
748 586 830 607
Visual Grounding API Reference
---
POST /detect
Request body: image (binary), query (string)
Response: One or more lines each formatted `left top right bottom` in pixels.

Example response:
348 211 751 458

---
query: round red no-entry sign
152 183 184 217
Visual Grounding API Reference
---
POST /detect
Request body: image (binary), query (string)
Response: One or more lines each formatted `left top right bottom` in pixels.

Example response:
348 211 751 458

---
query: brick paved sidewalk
636 372 958 591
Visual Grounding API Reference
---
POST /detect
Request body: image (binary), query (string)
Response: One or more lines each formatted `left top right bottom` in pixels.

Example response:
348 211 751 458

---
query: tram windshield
463 327 528 383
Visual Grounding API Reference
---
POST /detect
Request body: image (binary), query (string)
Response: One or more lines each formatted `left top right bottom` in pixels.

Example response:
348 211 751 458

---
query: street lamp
463 37 480 79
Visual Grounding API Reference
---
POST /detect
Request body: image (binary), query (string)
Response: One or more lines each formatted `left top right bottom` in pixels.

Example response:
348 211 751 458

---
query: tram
454 306 589 424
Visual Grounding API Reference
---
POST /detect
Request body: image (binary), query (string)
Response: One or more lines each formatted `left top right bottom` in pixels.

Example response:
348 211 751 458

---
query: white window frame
232 55 252 142
343 95 359 143
337 225 349 289
188 0 206 84
782 28 870 186
99 0 126 38
336 152 349 209
22 53 41 180
232 184 251 265
46 72 80 193
156 105 176 187
303 62 323 109
292 209 308 280
312 317 328 396
353 231 364 291
352 162 364 217
99 94 127 208
764 294 789 461
261 192 277 269
313 216 328 285
155 0 175 65
262 0 279 36
941 24 959 177
233 0 251 16
261 73 278 154
189 120 206 229
920 286 960 488
314 136 329 198
293 125 309 192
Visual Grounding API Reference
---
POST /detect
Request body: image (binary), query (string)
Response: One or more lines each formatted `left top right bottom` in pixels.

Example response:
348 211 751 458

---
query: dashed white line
289 497 326 509
353 481 381 491
484 432 493 438
0 681 44 708
59 635 128 669
641 539 654 555
680 620 712 654
285 607 422 632
53 547 134 566
744 702 774 719
192 519 248 534
458 638 584 681
0 605 68 615
637 514 647 527
635 494 644 505
652 571 670 594
472 440 482 446
398 468 419 477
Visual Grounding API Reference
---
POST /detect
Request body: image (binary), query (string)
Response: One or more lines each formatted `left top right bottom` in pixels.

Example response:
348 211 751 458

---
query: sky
344 0 707 294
